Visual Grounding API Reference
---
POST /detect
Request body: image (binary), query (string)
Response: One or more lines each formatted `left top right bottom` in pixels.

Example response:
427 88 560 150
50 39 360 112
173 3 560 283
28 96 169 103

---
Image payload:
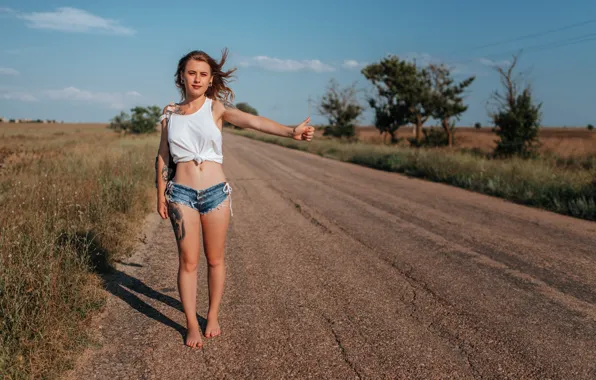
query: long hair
175 48 237 105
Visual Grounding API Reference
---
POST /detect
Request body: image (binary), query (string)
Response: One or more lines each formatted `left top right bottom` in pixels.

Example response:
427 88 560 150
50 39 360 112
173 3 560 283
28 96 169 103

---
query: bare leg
200 195 231 338
168 201 202 348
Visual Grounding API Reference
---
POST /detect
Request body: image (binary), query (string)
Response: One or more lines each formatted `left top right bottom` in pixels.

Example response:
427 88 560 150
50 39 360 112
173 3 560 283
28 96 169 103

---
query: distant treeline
0 118 62 123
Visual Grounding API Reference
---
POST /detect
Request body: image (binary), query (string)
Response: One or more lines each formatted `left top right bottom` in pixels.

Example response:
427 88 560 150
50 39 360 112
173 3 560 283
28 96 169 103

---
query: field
354 126 596 158
0 122 159 379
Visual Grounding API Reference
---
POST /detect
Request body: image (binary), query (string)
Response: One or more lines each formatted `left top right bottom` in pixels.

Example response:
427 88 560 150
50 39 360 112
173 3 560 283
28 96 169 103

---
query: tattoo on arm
161 165 169 182
223 100 236 110
172 104 185 115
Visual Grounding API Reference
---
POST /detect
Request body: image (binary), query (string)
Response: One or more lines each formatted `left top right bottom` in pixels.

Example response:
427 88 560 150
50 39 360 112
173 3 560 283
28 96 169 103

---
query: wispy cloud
1 86 141 108
391 52 481 76
0 67 20 76
2 92 38 102
0 7 15 13
13 7 135 35
342 59 367 69
4 47 41 55
402 52 438 67
478 57 511 67
45 86 142 109
238 56 336 73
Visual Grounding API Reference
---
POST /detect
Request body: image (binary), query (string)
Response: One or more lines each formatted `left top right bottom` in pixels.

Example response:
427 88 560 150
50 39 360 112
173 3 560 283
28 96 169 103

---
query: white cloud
44 87 141 109
0 86 141 107
16 7 135 35
0 7 15 13
342 59 367 69
451 63 472 75
238 56 335 73
2 92 38 102
0 67 19 76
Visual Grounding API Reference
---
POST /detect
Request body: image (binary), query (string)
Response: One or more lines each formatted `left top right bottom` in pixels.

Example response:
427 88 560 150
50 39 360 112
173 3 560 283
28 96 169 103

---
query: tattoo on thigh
167 203 186 241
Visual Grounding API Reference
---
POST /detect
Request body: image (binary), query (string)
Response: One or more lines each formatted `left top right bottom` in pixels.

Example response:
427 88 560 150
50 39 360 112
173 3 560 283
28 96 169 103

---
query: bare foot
205 316 221 338
185 325 203 348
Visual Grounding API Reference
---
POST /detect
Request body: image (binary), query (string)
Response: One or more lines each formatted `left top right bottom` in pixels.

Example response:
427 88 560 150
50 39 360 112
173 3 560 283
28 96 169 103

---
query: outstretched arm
218 101 314 141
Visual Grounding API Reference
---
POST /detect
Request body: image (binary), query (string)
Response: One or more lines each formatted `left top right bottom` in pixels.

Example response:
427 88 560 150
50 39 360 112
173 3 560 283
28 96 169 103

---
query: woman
155 48 315 349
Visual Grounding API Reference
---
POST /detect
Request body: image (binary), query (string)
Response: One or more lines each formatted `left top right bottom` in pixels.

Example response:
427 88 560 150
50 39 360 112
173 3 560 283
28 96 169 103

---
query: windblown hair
175 48 237 105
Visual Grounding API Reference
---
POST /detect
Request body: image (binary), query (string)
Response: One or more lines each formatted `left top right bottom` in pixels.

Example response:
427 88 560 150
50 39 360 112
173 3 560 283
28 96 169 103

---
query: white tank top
166 97 223 164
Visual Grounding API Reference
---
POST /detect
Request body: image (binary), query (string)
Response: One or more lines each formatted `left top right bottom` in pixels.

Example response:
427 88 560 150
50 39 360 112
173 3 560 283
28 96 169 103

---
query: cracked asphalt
64 132 596 379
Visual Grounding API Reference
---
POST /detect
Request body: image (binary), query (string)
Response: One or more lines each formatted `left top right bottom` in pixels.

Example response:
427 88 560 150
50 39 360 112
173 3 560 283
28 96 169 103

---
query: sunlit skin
156 58 314 349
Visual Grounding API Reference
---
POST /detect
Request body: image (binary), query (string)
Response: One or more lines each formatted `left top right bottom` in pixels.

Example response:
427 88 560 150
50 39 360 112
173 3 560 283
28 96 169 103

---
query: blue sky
1 0 595 127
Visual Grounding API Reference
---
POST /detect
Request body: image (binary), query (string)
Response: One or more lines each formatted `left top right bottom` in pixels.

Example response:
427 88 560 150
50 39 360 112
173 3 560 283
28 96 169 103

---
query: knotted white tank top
166 97 223 165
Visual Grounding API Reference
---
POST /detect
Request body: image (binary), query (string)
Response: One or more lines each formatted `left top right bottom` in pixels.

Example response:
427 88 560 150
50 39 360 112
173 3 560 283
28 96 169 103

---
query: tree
108 111 131 133
317 78 363 139
588 124 594 131
129 105 161 134
474 122 482 129
362 55 434 145
109 106 161 134
428 63 475 147
236 102 259 116
225 102 259 129
489 54 542 158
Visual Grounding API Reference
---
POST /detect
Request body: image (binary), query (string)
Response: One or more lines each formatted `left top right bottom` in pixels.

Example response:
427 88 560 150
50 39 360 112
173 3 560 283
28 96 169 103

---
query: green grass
0 126 158 379
230 128 596 221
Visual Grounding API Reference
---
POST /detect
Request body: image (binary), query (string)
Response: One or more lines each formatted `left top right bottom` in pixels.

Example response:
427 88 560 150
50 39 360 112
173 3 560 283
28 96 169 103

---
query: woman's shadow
61 230 207 342
103 263 208 340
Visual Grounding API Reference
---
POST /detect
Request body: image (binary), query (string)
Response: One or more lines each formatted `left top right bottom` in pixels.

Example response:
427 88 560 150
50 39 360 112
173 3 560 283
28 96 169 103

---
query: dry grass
232 127 595 221
354 126 596 158
0 123 159 379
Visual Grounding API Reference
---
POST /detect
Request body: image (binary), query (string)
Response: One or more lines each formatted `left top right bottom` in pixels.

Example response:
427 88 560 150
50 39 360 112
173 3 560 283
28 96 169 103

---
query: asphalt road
64 132 596 379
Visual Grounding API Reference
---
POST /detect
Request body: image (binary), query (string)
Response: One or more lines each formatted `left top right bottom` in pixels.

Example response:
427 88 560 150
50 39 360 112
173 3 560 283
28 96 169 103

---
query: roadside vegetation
0 122 159 379
230 128 595 221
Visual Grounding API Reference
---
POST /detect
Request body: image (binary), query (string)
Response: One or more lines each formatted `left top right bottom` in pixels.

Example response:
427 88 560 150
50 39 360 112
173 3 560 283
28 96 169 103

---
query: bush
408 127 452 147
474 122 482 129
317 78 362 139
109 111 131 132
323 124 358 140
109 105 161 134
588 124 594 131
489 55 541 159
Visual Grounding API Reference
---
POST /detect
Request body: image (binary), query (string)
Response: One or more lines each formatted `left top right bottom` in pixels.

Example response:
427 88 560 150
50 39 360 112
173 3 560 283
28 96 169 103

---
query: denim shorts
165 180 233 216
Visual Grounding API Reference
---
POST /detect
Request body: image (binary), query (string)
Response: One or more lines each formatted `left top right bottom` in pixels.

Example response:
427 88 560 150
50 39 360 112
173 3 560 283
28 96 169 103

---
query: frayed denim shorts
165 180 233 216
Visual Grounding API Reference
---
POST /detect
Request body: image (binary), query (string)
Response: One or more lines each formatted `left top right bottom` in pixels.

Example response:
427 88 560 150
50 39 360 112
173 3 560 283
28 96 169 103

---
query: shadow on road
58 229 208 340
